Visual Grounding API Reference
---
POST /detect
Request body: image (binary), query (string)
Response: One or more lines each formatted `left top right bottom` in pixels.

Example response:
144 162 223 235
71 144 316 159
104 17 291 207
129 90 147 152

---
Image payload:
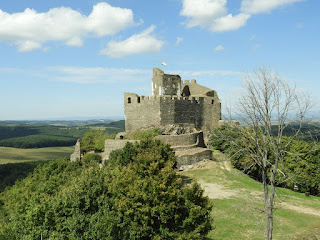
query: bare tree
236 66 312 240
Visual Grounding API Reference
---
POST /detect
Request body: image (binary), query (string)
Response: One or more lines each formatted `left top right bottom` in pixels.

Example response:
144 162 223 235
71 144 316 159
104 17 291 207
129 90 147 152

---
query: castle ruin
124 68 221 134
71 68 222 168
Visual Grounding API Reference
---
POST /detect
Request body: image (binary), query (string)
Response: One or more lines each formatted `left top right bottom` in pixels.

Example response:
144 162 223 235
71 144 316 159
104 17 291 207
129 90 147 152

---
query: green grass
180 159 320 240
0 146 74 164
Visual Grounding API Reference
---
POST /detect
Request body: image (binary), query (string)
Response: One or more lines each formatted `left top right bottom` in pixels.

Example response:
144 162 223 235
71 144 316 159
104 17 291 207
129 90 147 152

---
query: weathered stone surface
101 139 140 163
154 131 212 170
175 148 212 169
154 131 205 147
70 139 81 162
115 132 126 139
124 68 221 133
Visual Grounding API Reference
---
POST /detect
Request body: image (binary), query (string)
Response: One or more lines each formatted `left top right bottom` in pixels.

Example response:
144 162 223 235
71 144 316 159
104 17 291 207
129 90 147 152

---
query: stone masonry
124 68 221 134
71 68 220 169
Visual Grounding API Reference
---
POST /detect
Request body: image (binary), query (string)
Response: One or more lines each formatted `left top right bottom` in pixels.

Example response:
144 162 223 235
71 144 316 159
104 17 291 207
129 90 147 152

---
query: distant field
0 146 74 164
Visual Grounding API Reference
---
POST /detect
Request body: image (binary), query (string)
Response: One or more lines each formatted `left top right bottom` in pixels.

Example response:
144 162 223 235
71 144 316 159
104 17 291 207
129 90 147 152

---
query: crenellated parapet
124 68 221 133
124 92 208 105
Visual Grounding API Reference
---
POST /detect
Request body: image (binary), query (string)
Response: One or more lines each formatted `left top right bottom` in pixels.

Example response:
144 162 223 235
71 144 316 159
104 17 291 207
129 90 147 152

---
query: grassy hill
0 120 125 148
0 147 319 238
180 152 320 239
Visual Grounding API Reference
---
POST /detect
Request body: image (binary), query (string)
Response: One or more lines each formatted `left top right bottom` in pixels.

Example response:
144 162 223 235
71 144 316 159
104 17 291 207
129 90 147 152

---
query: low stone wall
175 148 212 169
101 139 140 162
70 131 212 170
154 131 205 147
70 139 81 162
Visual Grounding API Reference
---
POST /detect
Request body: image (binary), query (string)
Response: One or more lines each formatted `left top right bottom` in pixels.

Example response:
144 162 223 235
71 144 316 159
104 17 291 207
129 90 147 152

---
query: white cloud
17 40 42 52
180 0 227 28
175 37 183 45
44 66 241 84
241 0 306 14
100 25 164 58
180 0 304 32
47 66 151 84
214 45 224 51
180 0 250 32
211 13 250 32
0 2 135 51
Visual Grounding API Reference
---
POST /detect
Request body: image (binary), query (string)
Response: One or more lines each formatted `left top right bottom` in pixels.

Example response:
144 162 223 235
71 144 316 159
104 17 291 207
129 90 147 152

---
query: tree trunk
265 199 273 240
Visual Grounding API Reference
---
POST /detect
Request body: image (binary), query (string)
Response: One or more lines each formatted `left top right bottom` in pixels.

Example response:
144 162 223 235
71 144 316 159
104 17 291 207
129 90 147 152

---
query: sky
0 0 319 120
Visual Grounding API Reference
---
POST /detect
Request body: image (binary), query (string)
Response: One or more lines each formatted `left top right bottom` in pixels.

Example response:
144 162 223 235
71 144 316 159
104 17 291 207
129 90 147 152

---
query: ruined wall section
152 68 181 96
158 96 206 128
124 72 222 133
211 98 221 129
124 93 161 132
173 97 202 127
200 98 214 132
159 96 175 124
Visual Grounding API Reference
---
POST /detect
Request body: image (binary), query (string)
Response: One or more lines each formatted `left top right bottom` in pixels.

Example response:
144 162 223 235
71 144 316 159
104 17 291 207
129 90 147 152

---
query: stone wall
101 139 140 162
152 68 181 96
124 93 161 132
70 139 81 162
175 148 212 169
70 132 211 170
124 93 220 133
154 131 205 147
124 68 222 134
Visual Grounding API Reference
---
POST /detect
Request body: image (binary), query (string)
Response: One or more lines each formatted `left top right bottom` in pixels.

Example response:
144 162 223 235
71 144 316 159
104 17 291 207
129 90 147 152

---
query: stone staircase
71 131 212 170
154 131 212 169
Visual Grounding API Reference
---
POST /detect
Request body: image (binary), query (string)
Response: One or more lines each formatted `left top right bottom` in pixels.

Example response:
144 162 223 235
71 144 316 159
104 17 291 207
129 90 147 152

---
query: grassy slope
0 146 74 164
180 154 320 240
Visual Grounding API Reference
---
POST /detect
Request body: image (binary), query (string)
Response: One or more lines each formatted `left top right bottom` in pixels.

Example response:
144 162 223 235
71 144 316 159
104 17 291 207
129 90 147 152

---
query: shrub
130 128 161 141
80 130 106 153
0 140 213 239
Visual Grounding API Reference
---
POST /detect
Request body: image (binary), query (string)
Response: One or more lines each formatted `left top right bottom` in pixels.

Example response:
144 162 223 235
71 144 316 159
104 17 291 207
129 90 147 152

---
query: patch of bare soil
198 179 238 199
192 159 218 170
280 202 320 218
222 160 231 171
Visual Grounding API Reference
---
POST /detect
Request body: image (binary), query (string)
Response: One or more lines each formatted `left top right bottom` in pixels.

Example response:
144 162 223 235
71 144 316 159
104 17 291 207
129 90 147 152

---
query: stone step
172 143 198 151
175 147 212 169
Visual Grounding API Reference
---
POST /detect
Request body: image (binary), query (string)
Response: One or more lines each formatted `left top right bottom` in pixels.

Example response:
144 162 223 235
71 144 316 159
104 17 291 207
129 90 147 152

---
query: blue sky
0 0 319 120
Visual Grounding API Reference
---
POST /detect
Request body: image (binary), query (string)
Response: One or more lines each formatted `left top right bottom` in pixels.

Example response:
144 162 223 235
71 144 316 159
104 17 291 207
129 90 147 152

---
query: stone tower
152 68 181 96
124 68 221 133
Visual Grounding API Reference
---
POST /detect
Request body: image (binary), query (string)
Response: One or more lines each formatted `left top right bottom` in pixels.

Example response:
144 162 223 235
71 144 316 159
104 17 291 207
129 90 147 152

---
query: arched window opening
181 85 190 97
211 99 214 104
137 97 141 103
128 97 131 103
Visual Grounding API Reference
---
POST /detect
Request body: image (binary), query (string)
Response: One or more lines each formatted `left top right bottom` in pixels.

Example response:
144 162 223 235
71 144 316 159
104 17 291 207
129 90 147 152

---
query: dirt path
193 159 320 218
198 179 238 199
223 160 231 171
280 202 320 217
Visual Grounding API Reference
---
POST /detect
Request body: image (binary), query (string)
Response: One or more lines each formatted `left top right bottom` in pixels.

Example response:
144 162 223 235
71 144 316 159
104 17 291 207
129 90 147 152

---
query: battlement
124 68 221 133
125 93 210 105
184 79 197 84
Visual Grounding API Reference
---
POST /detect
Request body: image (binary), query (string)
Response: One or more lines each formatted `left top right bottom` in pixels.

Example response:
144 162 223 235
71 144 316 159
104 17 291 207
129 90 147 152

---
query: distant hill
0 120 125 148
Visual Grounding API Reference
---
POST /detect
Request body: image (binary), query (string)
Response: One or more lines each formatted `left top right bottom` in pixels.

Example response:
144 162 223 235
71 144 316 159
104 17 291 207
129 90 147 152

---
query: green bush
0 140 213 239
0 161 48 192
80 131 106 153
81 153 102 166
130 128 161 141
210 125 320 195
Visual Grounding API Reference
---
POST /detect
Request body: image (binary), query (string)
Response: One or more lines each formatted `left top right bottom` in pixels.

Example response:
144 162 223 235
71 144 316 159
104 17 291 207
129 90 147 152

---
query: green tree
0 140 213 240
80 130 106 153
